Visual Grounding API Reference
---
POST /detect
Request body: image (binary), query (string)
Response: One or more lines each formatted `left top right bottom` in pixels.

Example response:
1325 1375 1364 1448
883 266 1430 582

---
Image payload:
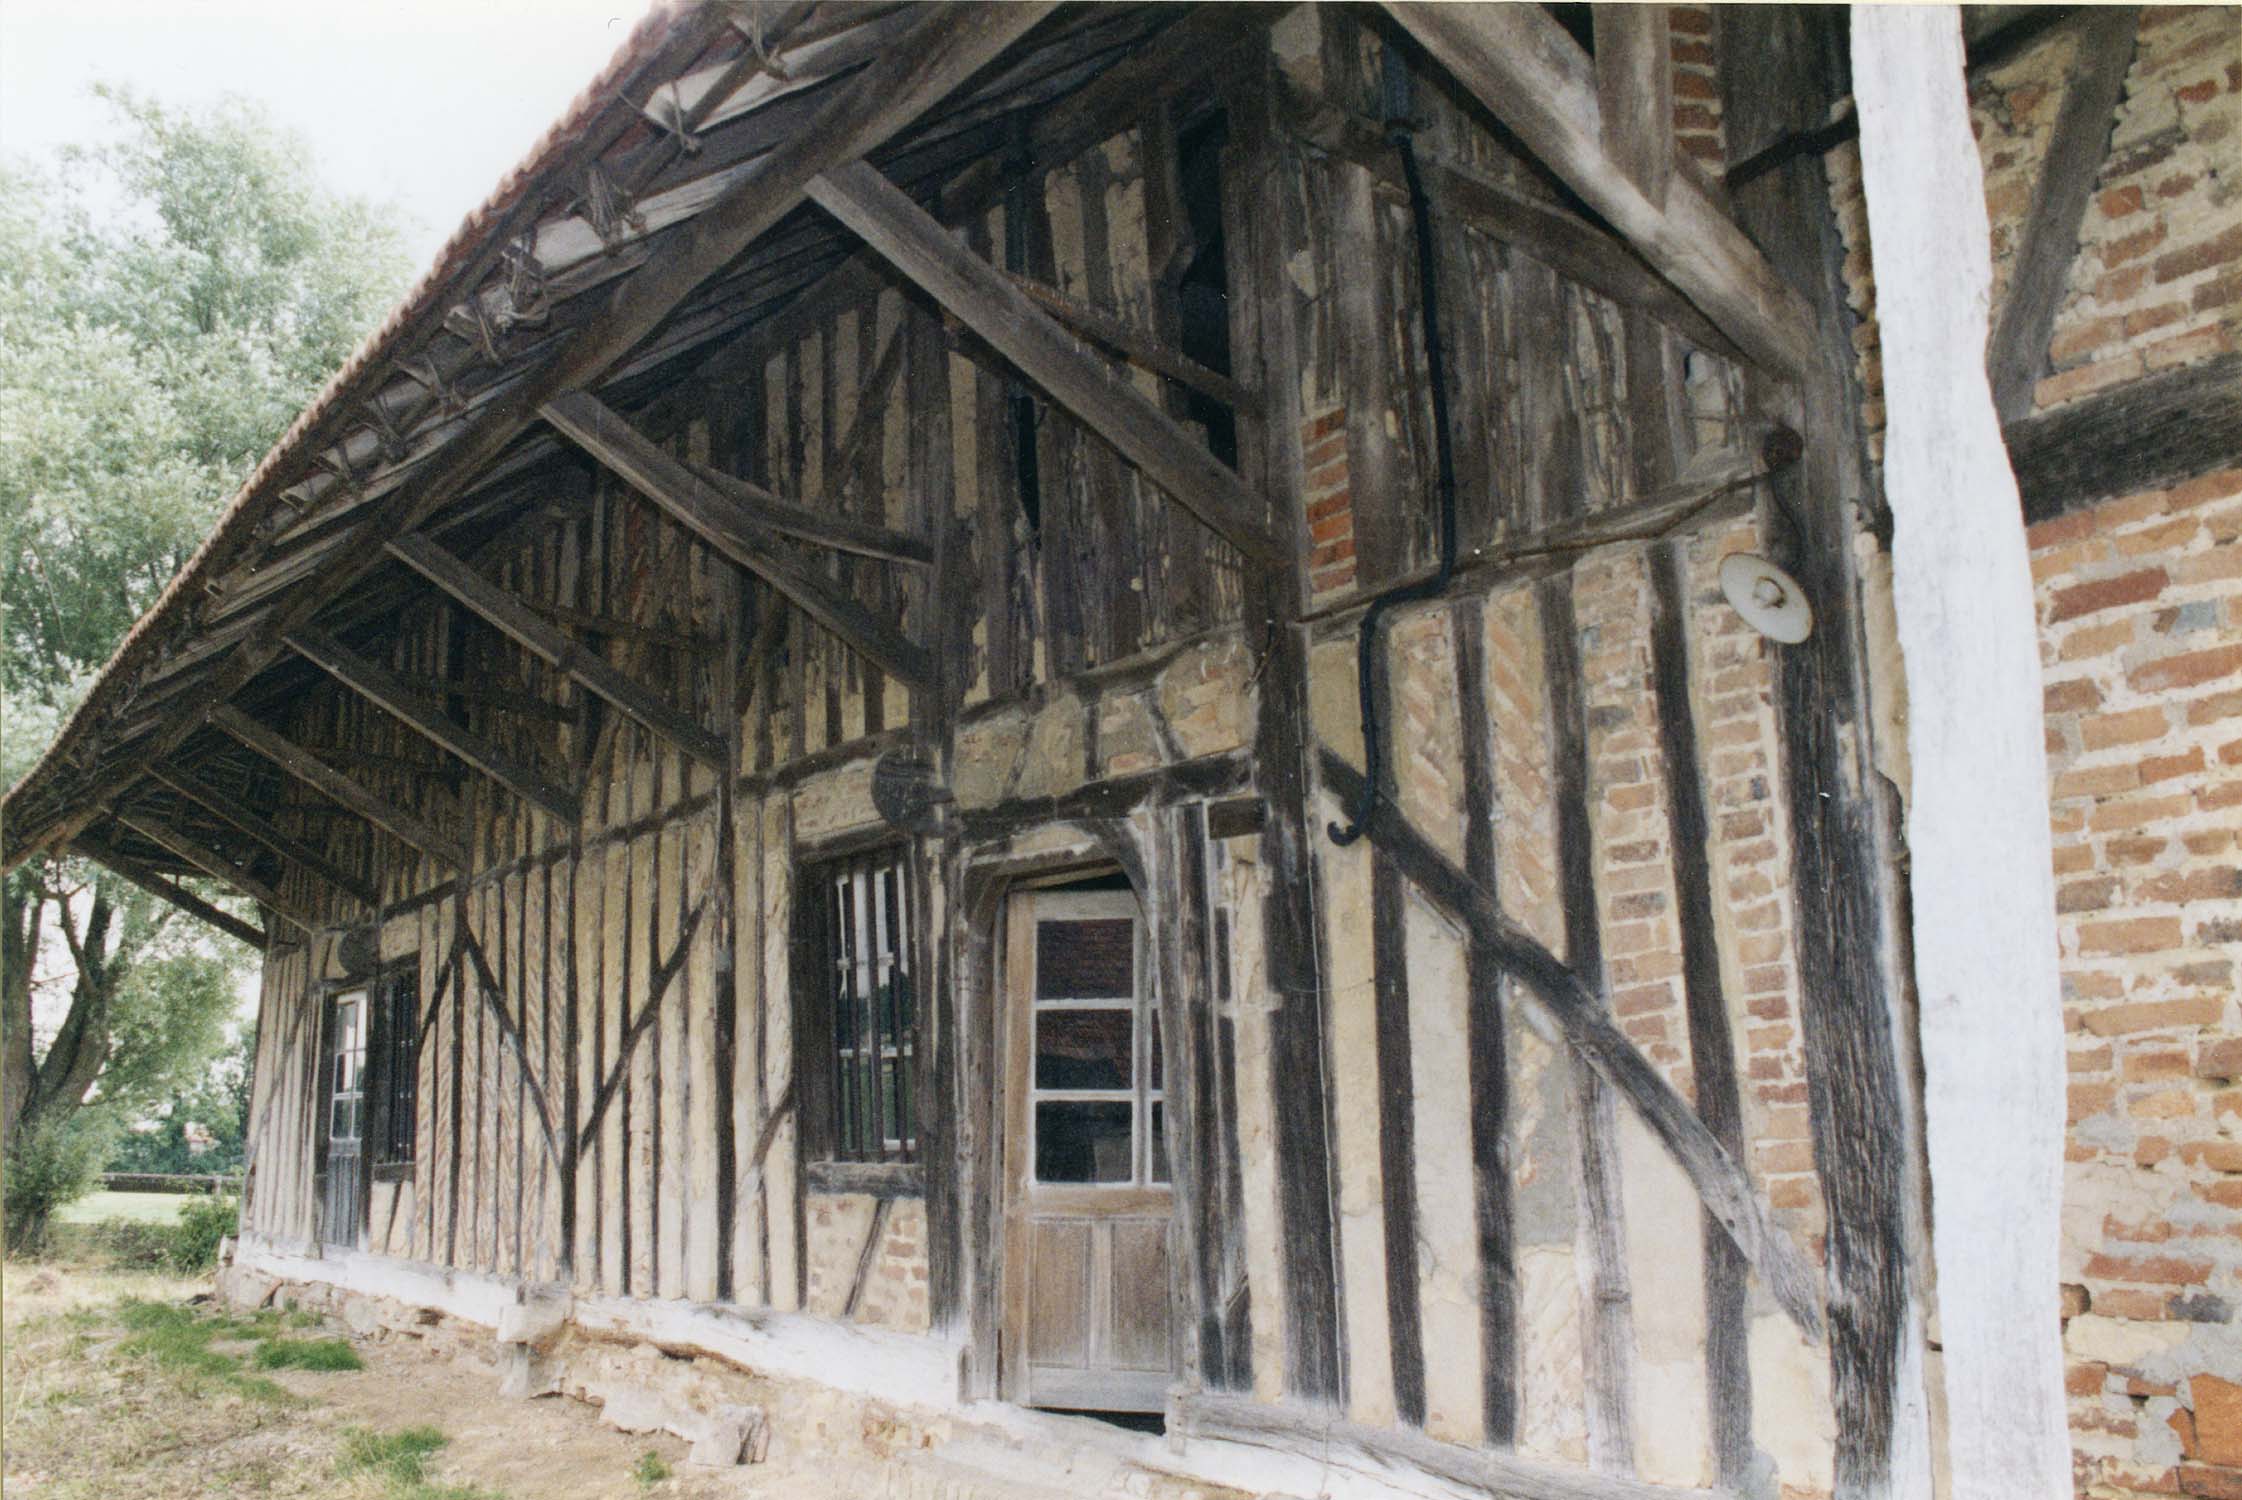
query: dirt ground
0 1259 729 1500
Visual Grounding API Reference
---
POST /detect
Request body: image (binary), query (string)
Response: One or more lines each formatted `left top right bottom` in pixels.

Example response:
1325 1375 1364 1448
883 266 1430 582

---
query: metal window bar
826 852 916 1161
377 968 419 1167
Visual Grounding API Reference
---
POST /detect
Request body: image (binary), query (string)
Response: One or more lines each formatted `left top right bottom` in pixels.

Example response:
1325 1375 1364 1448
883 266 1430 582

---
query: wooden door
1001 888 1175 1412
319 987 368 1248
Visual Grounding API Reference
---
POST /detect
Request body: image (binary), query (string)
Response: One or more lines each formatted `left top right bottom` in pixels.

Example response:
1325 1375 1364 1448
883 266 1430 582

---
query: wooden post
1716 8 1934 1494
1853 9 2069 1495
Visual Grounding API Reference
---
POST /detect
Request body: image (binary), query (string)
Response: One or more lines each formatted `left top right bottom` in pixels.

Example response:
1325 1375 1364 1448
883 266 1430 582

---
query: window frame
796 839 923 1176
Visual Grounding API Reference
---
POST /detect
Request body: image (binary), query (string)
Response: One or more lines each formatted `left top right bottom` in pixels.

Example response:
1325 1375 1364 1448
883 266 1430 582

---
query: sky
0 0 647 269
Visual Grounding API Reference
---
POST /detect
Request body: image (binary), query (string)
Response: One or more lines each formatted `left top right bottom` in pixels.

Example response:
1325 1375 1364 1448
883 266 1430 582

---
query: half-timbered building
6 5 2239 1497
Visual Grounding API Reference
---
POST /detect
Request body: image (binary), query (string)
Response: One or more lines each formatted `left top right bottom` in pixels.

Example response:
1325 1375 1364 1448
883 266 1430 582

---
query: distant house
3 6 2235 1498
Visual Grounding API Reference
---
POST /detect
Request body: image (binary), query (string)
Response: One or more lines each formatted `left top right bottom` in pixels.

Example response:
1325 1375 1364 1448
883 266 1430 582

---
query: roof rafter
541 390 933 687
805 159 1282 565
386 533 727 770
209 704 469 871
284 627 581 825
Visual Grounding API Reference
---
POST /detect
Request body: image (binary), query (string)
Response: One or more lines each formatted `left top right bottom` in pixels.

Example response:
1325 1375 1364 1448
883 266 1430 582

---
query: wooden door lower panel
1023 1216 1173 1411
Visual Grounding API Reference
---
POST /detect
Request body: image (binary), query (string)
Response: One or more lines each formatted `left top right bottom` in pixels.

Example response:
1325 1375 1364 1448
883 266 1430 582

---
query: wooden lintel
680 458 934 566
1382 1 1815 378
805 160 1284 565
541 389 934 687
285 628 581 825
209 704 470 869
1317 748 1826 1341
387 534 728 769
1002 270 1252 413
1986 6 2140 421
111 808 310 931
145 762 380 907
67 838 269 949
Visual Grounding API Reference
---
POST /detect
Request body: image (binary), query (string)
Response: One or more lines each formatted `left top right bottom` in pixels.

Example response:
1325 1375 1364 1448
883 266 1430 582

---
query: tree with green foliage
1 87 410 1249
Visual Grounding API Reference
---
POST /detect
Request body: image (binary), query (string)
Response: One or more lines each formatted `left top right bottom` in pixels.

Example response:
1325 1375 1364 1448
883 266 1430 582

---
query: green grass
252 1336 363 1371
54 1191 191 1226
111 1297 294 1400
630 1449 672 1488
337 1424 504 1499
339 1425 449 1485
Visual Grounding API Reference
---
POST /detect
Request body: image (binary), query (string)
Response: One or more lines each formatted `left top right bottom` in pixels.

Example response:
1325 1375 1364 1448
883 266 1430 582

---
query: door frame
311 975 373 1252
949 815 1222 1410
998 880 1174 1410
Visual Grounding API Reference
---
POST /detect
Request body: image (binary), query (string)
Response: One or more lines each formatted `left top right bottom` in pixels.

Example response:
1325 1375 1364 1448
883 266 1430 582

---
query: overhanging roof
2 0 1235 882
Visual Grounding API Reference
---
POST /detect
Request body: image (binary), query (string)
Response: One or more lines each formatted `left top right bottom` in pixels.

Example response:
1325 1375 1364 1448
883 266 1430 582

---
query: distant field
53 1191 190 1226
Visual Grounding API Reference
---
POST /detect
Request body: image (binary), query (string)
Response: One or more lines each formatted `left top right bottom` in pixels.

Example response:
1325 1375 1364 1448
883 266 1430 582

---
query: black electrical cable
1329 128 1460 847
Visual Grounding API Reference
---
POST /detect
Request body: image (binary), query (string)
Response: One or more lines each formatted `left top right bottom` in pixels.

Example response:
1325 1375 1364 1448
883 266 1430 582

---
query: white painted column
1851 9 2069 1499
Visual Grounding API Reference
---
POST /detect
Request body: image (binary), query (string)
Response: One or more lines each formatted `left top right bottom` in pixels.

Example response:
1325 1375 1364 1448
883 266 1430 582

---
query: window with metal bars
371 962 419 1173
801 848 918 1163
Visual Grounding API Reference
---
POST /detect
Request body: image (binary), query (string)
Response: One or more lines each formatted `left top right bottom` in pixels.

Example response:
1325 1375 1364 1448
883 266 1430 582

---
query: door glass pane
1036 1101 1132 1183
1149 1016 1163 1092
1035 1008 1132 1090
1035 919 1133 998
1149 1101 1168 1184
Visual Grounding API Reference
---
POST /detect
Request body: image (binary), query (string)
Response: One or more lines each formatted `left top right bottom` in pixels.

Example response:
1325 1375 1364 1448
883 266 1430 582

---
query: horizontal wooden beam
1318 748 1825 1340
387 534 727 770
679 457 935 566
67 837 269 949
286 628 580 825
111 808 311 932
145 762 379 907
541 389 934 686
1383 0 1815 378
805 159 1283 565
209 704 470 870
2007 350 2242 524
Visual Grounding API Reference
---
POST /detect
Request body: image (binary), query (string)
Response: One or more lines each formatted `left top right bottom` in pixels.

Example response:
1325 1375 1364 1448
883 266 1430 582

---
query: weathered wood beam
386 534 727 770
1381 1 1815 377
2007 349 2242 523
807 159 1280 563
1986 6 2140 421
1317 748 1826 1341
540 390 933 686
145 762 380 907
285 627 580 825
738 3 1291 366
679 457 934 566
1003 270 1251 412
1279 89 1745 362
1594 5 1673 204
209 704 469 870
528 603 712 653
111 808 312 932
67 837 269 949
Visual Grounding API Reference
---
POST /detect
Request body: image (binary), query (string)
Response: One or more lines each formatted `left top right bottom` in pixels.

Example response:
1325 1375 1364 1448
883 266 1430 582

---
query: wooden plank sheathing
657 746 686 1300
683 788 722 1303
628 738 658 1298
760 794 799 1309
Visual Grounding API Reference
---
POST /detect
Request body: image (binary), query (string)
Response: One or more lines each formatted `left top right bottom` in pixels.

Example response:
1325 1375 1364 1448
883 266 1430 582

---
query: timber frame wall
27 6 2239 1499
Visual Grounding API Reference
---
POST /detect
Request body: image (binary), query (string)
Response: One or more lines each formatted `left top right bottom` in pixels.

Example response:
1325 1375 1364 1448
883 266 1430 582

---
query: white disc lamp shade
1719 552 1814 644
